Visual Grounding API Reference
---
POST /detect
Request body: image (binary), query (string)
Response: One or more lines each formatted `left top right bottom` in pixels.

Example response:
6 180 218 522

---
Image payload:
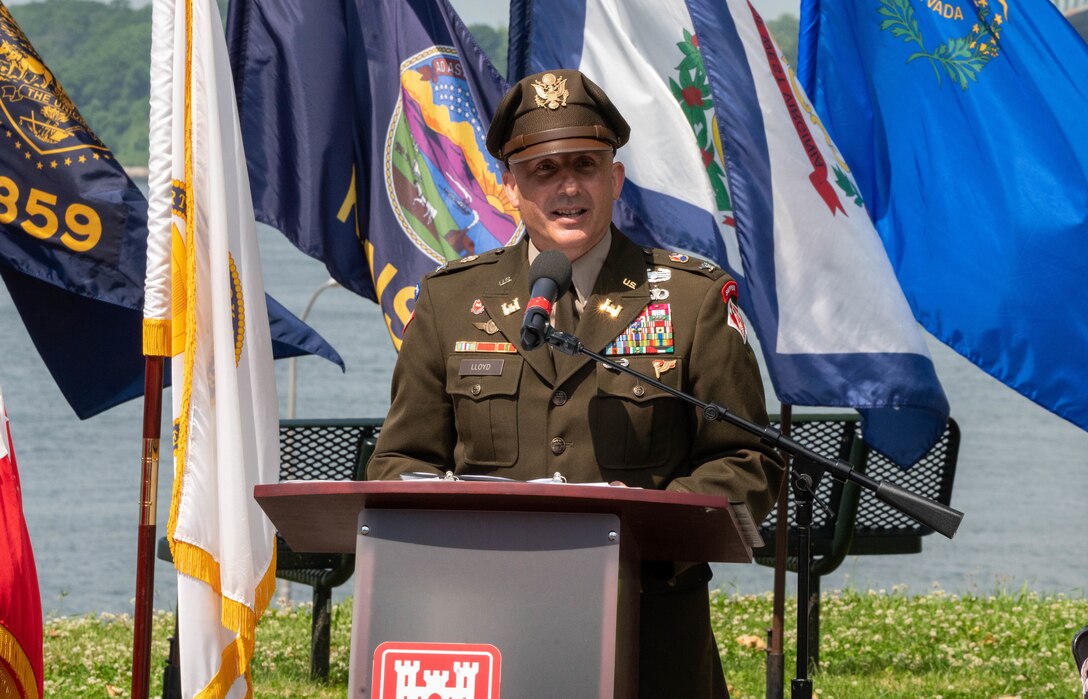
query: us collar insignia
473 320 500 335
502 298 521 316
498 276 513 286
622 278 637 290
532 73 569 110
470 298 485 315
598 299 623 319
652 359 678 379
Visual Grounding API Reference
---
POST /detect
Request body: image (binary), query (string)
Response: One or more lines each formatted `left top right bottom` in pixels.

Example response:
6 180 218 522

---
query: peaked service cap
486 69 630 164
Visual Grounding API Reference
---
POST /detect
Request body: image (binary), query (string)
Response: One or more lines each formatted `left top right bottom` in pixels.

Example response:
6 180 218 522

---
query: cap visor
507 137 612 164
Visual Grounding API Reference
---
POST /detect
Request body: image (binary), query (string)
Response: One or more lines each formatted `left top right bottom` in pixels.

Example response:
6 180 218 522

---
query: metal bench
754 412 960 666
159 417 382 693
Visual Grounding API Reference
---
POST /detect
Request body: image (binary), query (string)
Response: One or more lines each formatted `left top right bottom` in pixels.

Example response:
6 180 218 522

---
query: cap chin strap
502 125 618 160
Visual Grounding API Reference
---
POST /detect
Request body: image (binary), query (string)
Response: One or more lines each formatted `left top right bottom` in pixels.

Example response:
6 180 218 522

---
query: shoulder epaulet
427 247 506 279
643 247 724 279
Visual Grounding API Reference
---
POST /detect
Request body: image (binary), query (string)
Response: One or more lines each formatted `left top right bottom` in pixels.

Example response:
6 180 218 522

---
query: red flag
0 386 43 699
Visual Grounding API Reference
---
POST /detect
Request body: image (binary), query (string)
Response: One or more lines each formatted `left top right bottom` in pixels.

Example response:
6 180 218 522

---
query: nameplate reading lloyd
460 359 504 376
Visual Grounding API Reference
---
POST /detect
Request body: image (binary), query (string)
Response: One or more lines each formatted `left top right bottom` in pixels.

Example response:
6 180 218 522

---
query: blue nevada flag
508 0 950 465
0 2 341 418
227 0 516 350
799 0 1088 434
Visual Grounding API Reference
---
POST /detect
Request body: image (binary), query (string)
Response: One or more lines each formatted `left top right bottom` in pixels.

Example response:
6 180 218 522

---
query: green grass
43 589 1087 698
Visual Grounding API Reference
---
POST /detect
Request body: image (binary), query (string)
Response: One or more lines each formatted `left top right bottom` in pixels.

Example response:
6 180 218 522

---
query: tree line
7 0 796 169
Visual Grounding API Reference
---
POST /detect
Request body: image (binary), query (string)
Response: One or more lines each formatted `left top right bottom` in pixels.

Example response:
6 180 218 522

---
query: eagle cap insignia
532 73 569 110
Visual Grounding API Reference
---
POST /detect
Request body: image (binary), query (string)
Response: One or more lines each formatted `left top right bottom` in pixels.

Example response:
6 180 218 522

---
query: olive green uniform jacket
368 229 785 696
369 230 783 513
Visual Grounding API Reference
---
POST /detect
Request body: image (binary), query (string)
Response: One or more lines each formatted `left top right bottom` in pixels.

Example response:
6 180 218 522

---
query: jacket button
471 384 482 396
550 437 566 455
552 390 568 406
633 385 645 397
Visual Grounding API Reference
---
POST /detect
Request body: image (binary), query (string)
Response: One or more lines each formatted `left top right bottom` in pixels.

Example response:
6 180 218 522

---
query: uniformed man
368 68 785 697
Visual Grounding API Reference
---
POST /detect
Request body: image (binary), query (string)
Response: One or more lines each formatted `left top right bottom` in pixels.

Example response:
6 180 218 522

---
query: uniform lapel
555 232 650 386
482 240 557 384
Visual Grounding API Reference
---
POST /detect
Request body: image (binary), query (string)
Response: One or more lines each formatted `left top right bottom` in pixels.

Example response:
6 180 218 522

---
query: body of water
2 225 1085 617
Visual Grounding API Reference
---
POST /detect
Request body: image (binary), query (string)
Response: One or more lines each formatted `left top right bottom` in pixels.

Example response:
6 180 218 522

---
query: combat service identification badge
721 280 748 343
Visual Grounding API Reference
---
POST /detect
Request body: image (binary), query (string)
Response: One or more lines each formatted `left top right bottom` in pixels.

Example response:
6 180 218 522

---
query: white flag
145 0 278 696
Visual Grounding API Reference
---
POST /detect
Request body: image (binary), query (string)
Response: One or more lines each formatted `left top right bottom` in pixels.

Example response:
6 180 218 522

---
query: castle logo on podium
373 641 501 699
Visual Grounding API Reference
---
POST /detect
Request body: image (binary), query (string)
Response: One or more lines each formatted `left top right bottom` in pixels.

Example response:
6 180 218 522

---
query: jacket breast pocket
446 355 523 467
590 358 683 469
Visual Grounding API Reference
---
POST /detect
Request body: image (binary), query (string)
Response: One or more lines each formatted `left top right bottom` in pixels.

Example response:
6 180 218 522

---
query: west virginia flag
0 384 42 699
509 0 950 465
799 0 1088 435
227 0 516 349
144 0 278 695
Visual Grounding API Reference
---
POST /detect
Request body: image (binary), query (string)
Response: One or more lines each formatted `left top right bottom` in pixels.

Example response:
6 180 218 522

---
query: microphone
521 250 572 351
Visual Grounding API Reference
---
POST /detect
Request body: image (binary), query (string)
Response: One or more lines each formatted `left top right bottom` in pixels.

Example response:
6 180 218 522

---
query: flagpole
766 402 790 699
131 356 165 699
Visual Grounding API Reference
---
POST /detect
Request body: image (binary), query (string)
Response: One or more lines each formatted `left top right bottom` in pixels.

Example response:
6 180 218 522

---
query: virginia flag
0 385 42 699
226 0 517 349
508 0 950 465
0 1 340 420
144 0 278 694
799 0 1088 432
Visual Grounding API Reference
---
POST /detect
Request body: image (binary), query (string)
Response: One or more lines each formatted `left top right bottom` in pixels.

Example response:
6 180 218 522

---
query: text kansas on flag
509 0 950 465
799 0 1088 433
228 0 517 350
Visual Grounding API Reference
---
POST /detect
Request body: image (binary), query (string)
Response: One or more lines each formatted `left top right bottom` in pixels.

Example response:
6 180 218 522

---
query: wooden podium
255 480 754 698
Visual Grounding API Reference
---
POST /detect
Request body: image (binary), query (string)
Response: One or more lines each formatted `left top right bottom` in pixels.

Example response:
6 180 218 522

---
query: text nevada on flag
227 0 517 350
144 0 279 695
799 0 1088 434
507 0 950 465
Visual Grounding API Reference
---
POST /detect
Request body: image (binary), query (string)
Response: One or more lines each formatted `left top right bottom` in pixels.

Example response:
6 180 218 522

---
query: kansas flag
799 0 1088 433
509 0 950 465
227 0 517 350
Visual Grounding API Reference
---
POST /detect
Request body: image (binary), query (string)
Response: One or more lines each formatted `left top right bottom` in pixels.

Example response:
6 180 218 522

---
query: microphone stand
543 326 965 699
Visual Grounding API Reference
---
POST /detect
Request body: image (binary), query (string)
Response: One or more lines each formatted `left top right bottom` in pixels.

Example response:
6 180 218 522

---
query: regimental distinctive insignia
652 359 678 379
471 298 485 315
598 299 623 319
669 253 689 263
532 72 569 110
622 278 637 290
473 319 499 335
461 254 479 263
650 287 669 301
647 267 672 283
700 260 716 272
455 341 517 353
603 303 674 356
721 279 748 343
501 298 520 316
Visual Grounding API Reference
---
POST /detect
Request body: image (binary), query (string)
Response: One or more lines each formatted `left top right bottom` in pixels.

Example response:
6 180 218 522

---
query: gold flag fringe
142 318 171 357
0 625 39 699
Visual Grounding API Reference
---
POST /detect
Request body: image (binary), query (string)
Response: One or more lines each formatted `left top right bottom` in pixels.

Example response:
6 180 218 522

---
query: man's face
502 150 625 262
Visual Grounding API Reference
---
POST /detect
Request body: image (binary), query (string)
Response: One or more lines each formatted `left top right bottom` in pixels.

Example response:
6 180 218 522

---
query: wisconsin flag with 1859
144 0 278 695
